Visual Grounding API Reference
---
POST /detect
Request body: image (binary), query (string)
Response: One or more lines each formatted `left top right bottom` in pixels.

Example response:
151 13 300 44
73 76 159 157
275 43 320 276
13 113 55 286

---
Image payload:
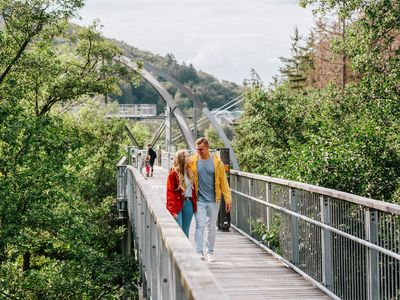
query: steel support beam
149 120 166 148
125 125 140 147
117 57 196 152
143 62 240 170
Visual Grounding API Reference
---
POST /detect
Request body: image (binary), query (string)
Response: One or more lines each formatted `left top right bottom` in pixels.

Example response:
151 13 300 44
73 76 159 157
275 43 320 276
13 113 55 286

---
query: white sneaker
206 253 216 263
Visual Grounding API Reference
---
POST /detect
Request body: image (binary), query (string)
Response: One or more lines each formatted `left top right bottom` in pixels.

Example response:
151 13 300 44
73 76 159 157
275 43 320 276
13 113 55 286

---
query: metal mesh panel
330 198 367 299
251 201 268 240
298 219 323 281
248 178 266 237
332 234 367 299
378 212 400 300
269 183 291 258
253 178 267 201
237 176 250 235
231 174 238 226
270 183 290 209
331 198 366 238
297 190 321 221
295 190 323 281
271 208 292 258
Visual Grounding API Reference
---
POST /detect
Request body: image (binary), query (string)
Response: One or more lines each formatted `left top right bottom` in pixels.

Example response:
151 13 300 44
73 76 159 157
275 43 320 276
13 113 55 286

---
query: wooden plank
188 218 332 299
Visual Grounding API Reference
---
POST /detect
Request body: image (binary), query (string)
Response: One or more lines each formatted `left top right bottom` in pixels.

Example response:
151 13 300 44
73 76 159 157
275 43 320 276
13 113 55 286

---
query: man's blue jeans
176 199 194 237
194 201 220 255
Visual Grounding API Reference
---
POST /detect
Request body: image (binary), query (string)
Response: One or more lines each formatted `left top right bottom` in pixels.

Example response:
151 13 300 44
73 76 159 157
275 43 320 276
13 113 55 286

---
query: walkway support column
366 209 379 300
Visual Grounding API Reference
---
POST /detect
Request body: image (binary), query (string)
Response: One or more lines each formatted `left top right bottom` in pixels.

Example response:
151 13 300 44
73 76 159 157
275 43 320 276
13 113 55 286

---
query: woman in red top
166 150 197 237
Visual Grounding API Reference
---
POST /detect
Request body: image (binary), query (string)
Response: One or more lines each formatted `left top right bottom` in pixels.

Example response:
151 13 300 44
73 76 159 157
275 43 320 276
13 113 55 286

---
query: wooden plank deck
143 166 332 299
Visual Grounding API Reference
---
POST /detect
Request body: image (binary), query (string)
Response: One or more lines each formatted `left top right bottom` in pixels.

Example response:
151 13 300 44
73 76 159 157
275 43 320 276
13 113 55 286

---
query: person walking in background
147 143 157 177
166 150 197 237
188 137 231 262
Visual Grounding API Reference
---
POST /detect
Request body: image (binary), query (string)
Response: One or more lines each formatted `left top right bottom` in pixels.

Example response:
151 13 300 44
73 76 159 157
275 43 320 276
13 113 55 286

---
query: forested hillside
111 40 243 113
235 0 400 203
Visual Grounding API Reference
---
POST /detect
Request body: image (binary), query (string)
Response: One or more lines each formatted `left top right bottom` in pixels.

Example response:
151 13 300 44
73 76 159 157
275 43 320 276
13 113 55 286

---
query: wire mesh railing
230 169 400 300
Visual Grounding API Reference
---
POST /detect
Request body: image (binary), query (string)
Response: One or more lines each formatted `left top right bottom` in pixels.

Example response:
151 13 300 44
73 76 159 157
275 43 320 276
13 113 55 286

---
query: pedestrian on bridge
147 143 157 177
166 150 197 237
188 137 232 263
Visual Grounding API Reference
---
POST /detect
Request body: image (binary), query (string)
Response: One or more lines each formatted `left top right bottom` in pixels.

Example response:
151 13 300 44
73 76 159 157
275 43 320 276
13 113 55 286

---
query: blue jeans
194 201 220 255
176 199 194 237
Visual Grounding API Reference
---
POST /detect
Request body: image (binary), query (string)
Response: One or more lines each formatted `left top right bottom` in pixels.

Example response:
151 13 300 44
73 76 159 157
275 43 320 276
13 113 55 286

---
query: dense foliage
234 0 400 203
0 0 139 298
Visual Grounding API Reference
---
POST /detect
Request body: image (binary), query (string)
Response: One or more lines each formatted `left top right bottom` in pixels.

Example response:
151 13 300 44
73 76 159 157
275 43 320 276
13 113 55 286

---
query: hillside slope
110 39 243 113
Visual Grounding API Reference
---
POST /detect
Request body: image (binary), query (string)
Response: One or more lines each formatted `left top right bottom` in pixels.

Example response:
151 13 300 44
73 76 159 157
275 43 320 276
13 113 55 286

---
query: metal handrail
231 170 400 215
232 189 400 261
125 165 228 299
230 169 400 300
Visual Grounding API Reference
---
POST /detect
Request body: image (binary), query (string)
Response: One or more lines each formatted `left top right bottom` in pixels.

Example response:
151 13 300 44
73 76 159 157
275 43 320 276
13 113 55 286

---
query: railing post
289 188 299 266
365 208 379 300
248 178 253 235
150 219 158 299
157 146 161 166
235 175 239 227
127 146 134 166
117 164 128 220
117 161 131 300
159 240 171 299
266 182 272 231
144 205 152 298
320 195 333 290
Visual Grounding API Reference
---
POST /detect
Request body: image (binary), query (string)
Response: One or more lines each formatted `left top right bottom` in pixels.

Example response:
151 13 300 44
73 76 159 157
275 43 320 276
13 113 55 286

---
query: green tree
205 124 224 149
279 27 313 90
128 121 152 148
0 0 140 298
234 0 400 202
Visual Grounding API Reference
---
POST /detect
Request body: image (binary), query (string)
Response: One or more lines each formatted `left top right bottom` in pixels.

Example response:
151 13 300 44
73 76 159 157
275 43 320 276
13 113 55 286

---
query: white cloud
75 0 315 84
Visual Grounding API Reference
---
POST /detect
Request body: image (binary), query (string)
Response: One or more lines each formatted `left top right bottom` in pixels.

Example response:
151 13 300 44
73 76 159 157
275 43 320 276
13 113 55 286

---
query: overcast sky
76 0 315 85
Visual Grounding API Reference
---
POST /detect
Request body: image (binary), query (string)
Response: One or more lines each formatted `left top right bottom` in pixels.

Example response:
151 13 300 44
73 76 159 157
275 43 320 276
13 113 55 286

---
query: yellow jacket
188 154 231 205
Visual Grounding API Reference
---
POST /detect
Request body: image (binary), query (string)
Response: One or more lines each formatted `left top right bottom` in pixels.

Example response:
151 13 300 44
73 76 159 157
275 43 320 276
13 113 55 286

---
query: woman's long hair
173 150 194 191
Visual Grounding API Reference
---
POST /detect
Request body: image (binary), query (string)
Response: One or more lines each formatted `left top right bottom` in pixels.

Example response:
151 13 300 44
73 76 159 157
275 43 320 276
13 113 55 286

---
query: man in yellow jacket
188 137 231 262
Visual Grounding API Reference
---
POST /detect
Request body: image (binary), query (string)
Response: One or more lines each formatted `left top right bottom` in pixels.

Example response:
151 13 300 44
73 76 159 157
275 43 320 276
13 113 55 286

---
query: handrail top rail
126 165 229 300
117 103 156 107
230 169 400 215
117 156 127 167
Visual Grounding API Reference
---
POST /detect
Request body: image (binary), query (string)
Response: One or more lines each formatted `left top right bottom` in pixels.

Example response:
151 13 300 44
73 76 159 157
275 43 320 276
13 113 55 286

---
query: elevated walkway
138 166 331 299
